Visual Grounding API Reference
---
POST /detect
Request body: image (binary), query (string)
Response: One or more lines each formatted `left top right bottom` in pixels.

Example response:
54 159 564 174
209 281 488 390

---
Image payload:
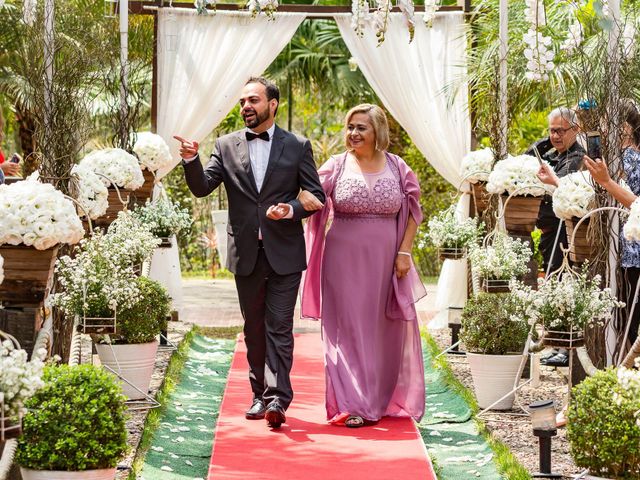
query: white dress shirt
247 124 275 192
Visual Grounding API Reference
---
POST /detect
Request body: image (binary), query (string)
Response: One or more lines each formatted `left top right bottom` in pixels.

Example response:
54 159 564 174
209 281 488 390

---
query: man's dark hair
246 76 279 115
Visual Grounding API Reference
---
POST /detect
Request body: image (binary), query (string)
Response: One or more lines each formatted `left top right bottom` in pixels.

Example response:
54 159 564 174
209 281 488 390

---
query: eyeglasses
548 127 574 136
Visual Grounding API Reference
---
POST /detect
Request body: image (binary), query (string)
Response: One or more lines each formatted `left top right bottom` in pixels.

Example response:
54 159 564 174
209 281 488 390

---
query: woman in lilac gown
301 104 426 427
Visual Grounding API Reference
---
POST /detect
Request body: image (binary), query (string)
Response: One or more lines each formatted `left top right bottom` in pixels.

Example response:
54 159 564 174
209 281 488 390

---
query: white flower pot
466 352 524 410
212 209 228 269
149 235 183 312
95 341 158 400
20 467 116 480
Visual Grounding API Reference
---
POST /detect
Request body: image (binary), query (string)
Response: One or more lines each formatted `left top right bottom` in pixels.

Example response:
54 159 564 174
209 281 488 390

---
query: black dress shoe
245 398 266 420
544 352 569 367
265 401 286 428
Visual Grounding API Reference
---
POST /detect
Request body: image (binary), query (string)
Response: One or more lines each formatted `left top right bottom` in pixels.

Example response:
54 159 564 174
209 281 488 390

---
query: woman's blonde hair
343 104 390 151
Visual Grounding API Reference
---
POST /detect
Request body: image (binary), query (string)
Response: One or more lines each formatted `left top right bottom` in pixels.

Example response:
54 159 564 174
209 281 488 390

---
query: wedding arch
131 2 472 325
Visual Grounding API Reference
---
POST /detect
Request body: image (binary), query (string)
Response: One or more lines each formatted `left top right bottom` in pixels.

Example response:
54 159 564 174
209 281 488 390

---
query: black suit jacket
183 125 325 276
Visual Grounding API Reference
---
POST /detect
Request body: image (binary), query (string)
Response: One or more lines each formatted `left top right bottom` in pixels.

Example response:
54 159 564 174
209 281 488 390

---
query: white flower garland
133 132 173 173
71 163 109 220
623 198 640 242
523 0 554 81
486 154 548 197
79 148 144 191
460 148 494 184
552 171 595 220
0 173 84 250
423 0 439 28
372 0 391 45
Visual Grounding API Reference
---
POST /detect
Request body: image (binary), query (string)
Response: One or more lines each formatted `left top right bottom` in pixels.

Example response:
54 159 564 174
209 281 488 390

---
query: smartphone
9 153 20 164
586 132 601 159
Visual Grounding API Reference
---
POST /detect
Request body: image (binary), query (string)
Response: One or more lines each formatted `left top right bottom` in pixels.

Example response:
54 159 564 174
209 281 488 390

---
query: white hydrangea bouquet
623 198 640 241
53 231 140 318
71 163 108 220
79 148 144 190
460 148 494 184
512 267 624 332
427 206 483 253
552 171 596 220
486 154 548 197
133 132 172 172
469 231 531 280
0 339 47 422
132 199 192 239
0 173 84 250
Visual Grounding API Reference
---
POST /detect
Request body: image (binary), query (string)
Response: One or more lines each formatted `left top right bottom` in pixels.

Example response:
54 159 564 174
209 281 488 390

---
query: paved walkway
181 278 438 331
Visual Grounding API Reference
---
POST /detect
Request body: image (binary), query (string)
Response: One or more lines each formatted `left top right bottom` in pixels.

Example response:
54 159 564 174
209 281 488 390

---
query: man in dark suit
175 77 325 429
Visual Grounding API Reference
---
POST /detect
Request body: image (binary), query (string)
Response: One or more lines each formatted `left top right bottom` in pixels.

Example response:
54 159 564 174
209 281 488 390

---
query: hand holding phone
586 132 601 159
9 153 21 164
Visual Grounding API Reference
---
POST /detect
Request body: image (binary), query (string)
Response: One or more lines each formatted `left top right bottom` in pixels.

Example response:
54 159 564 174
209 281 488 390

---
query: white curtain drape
155 9 305 179
335 12 471 328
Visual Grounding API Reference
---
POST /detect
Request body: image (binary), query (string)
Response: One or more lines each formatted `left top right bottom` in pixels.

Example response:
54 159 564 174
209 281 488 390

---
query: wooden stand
0 245 58 305
502 195 542 236
93 187 131 228
132 169 156 206
471 181 490 214
565 217 597 264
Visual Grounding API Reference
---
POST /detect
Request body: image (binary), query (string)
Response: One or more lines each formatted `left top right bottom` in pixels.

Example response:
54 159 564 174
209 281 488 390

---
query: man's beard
243 107 270 129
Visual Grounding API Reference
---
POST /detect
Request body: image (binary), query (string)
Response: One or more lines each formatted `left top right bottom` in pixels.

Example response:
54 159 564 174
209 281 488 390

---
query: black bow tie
246 131 270 142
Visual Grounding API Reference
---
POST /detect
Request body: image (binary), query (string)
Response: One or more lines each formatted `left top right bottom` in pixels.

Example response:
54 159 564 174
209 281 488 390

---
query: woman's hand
297 190 324 211
0 162 20 176
395 253 411 278
536 163 559 187
583 154 612 186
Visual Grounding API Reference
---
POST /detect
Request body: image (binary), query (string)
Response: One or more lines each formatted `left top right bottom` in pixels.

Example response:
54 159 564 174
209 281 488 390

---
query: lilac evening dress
320 158 425 423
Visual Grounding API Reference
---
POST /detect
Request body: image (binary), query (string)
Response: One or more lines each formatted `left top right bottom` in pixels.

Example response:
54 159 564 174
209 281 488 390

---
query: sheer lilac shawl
301 151 427 321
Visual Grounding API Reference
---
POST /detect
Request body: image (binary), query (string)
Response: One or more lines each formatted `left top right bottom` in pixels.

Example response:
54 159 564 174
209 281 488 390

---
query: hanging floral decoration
23 0 37 26
247 0 278 20
423 0 439 28
372 0 391 45
194 0 216 15
523 0 554 82
397 0 416 41
561 4 583 54
351 0 370 38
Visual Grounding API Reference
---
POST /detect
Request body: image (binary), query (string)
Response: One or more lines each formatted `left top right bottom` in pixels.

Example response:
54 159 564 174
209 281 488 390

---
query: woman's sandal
345 415 378 428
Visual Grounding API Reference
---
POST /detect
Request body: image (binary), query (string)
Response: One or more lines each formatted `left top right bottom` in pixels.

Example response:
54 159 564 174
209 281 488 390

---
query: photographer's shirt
621 147 640 268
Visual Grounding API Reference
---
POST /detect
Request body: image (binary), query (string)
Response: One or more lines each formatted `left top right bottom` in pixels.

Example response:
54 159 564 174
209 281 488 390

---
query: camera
586 132 601 159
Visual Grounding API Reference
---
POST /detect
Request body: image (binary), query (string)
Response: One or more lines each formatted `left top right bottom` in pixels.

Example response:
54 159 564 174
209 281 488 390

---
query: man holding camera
532 107 585 367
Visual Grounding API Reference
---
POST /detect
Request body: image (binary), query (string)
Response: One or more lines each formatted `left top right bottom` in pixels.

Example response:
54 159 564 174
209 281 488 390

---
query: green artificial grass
419 332 532 480
130 330 235 480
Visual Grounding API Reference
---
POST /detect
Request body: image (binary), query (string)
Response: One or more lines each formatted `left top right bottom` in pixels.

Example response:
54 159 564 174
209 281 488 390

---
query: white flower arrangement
623 198 640 242
0 340 46 421
552 171 596 220
71 163 108 220
460 148 494 184
615 361 640 428
194 0 215 15
523 0 555 82
53 231 140 318
512 267 624 332
0 253 3 285
132 200 192 239
79 148 144 191
106 210 160 267
247 0 278 19
372 0 391 46
0 173 84 250
427 206 483 250
469 231 531 280
133 132 173 173
561 8 583 53
351 0 370 38
423 0 438 27
486 154 548 197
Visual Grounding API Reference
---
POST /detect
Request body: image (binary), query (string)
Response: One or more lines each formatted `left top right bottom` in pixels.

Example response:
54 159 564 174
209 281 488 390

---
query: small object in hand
9 153 21 164
586 131 601 159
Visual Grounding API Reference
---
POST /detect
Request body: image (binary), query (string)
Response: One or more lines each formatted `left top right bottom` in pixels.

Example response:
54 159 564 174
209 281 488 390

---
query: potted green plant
95 276 171 400
460 292 529 410
427 206 483 260
567 366 640 479
468 231 531 292
16 364 128 480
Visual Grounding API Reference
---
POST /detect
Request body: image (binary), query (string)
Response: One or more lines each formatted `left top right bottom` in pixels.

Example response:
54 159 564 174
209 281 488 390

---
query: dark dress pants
234 245 301 410
622 267 640 345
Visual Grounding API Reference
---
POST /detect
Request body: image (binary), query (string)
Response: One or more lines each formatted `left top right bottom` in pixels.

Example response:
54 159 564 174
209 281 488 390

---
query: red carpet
208 333 436 480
